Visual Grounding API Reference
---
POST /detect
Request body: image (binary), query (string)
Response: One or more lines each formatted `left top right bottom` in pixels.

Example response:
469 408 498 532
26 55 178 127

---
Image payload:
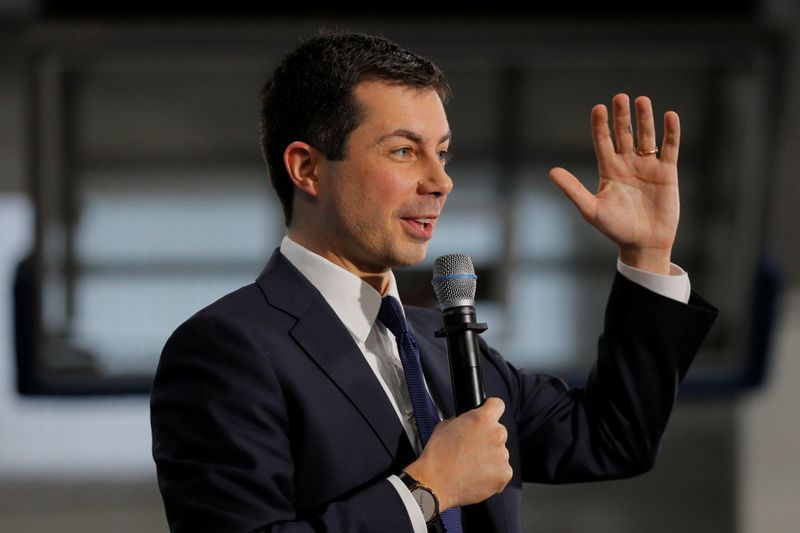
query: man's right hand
403 397 512 511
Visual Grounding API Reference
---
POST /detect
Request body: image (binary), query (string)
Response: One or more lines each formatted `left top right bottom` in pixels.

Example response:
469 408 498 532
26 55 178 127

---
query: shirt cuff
616 258 691 304
387 475 428 533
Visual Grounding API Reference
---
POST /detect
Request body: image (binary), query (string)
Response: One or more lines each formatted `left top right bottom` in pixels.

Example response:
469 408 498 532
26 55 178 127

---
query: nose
418 157 453 198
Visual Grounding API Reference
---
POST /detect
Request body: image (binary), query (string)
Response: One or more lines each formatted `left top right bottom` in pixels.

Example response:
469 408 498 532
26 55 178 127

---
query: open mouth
407 217 432 230
402 217 435 239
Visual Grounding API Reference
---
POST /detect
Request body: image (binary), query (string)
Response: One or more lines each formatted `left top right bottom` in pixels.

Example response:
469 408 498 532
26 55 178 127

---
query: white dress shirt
279 235 691 532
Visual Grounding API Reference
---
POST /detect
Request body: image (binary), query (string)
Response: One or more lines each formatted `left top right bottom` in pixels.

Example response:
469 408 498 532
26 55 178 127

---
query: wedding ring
635 147 659 156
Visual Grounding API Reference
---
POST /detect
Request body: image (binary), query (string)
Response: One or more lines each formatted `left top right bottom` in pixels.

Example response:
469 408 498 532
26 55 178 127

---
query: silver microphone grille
431 254 477 309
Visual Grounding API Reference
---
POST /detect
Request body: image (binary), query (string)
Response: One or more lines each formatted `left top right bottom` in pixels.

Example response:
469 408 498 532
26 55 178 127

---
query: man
150 33 717 533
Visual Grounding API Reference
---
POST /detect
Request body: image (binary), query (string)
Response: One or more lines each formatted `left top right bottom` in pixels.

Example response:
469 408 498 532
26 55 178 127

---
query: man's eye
394 147 411 158
438 150 451 163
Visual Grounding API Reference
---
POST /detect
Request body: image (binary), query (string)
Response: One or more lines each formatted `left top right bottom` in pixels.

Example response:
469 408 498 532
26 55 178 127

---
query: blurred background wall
0 1 798 532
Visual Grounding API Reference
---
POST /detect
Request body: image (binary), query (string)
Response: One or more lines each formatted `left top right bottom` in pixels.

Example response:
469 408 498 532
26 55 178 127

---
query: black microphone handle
440 306 487 415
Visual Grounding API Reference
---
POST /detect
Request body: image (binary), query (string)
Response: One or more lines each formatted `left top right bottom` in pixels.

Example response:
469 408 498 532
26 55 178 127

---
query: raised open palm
549 94 680 274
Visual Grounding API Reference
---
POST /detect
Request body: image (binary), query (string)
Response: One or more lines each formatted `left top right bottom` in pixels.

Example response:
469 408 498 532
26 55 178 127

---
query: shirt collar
279 235 402 343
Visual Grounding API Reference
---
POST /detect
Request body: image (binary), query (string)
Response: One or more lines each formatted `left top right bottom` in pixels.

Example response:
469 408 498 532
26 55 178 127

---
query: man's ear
283 141 322 197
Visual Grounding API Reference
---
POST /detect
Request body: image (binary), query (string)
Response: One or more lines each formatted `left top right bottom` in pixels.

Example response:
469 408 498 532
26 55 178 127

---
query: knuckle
500 424 508 441
495 447 509 465
493 424 508 443
490 397 506 416
613 110 630 122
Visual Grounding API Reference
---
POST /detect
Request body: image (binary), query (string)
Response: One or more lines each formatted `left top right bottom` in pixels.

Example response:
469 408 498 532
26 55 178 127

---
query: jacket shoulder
163 279 295 356
188 282 267 323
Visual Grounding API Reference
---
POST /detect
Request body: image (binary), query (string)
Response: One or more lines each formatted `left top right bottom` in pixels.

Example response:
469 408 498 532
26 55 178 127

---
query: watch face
412 487 437 522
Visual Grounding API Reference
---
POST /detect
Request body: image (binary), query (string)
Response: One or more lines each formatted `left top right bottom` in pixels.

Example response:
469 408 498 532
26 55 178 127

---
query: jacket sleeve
150 313 414 533
484 272 718 484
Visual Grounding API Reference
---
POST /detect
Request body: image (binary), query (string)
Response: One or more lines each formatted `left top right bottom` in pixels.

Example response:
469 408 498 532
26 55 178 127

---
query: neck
287 228 392 294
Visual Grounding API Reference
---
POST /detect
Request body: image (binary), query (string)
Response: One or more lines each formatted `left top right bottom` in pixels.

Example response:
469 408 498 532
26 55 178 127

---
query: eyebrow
374 129 452 145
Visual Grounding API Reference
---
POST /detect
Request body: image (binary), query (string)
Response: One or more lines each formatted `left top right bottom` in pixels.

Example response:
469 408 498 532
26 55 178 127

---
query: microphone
431 254 488 415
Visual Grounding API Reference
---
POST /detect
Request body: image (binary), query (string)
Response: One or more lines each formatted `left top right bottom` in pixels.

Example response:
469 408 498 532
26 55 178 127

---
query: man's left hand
549 93 680 275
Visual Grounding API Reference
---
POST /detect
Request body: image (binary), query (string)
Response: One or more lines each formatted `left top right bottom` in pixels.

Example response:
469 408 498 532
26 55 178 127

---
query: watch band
398 471 421 491
398 471 440 525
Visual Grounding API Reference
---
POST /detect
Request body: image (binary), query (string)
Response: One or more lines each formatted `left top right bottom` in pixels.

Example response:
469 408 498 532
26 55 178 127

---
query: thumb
549 167 596 222
479 397 506 420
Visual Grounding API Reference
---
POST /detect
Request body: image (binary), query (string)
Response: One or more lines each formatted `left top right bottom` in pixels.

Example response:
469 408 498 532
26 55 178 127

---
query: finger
590 104 615 166
660 110 680 165
491 422 509 446
496 424 508 444
481 397 506 420
549 167 597 222
634 96 657 151
611 93 634 154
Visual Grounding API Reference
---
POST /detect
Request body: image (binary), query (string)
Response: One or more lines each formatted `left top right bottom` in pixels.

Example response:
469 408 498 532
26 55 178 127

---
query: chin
391 243 428 267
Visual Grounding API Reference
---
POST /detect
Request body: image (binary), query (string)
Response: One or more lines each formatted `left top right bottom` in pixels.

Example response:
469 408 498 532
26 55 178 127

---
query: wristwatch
398 471 440 525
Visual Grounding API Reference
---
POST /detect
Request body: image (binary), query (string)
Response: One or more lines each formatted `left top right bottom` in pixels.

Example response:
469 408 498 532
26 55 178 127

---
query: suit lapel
290 305 416 460
256 250 415 462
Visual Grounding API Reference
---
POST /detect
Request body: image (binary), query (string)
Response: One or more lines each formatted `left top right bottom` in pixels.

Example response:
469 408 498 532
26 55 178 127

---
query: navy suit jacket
151 249 717 533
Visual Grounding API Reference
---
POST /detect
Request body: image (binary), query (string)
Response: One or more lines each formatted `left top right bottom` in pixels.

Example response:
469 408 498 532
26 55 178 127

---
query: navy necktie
378 296 463 533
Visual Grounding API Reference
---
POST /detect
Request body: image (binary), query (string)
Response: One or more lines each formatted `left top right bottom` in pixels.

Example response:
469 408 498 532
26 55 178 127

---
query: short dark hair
258 32 451 225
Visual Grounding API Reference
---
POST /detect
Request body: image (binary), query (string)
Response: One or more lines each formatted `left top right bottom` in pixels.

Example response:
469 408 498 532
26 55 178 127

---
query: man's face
314 80 453 274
